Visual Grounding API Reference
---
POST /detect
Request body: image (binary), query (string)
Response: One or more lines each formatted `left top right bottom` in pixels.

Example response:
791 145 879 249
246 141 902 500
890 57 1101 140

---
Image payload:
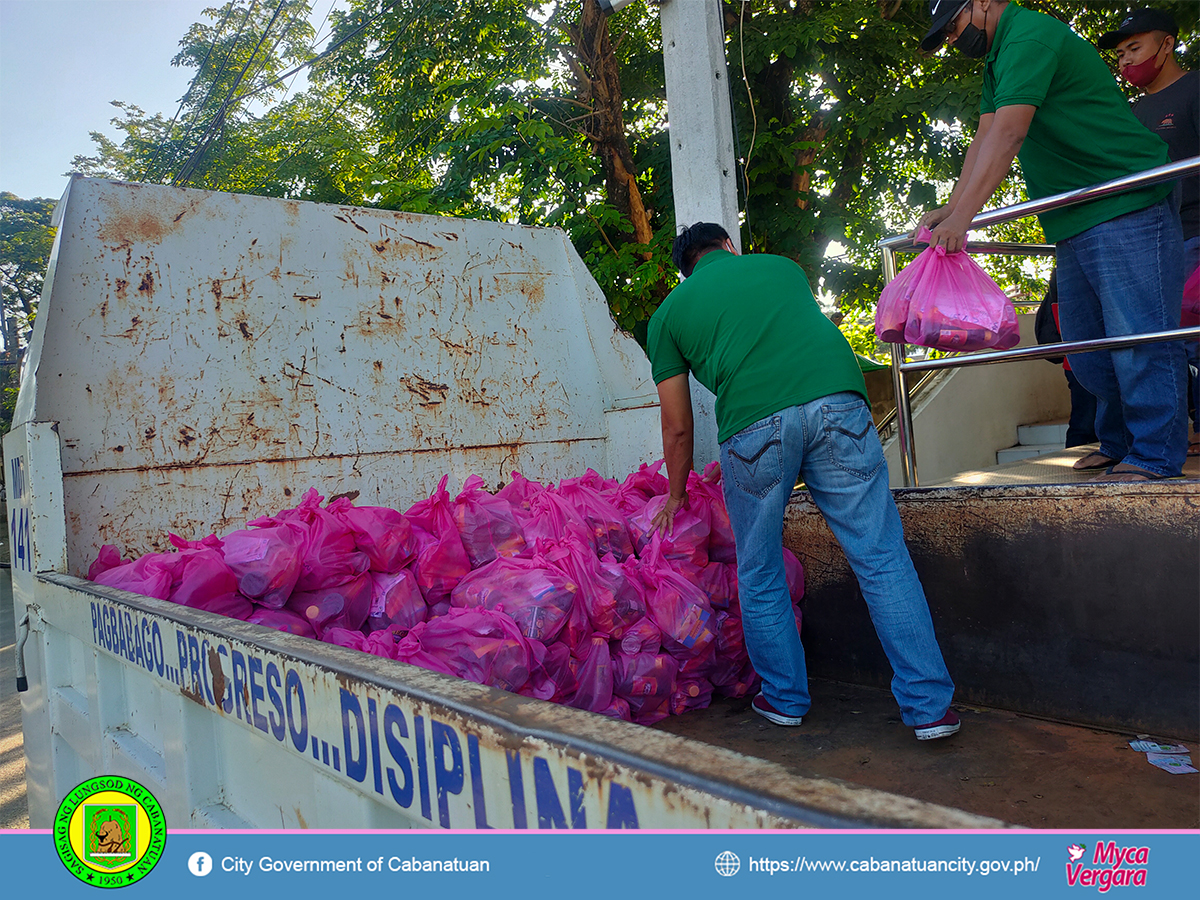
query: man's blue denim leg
1056 198 1187 476
720 394 954 726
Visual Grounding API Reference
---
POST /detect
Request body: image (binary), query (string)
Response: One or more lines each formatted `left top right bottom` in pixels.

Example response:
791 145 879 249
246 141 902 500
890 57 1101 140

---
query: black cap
1097 8 1178 50
921 0 972 52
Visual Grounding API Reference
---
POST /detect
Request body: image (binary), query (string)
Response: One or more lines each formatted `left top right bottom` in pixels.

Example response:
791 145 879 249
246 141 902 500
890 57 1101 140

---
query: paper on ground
1129 740 1189 754
1145 753 1198 774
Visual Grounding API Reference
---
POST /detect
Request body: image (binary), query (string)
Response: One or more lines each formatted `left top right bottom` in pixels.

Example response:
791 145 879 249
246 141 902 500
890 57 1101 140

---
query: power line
175 0 291 186
140 2 237 183
236 0 400 105
163 1 262 183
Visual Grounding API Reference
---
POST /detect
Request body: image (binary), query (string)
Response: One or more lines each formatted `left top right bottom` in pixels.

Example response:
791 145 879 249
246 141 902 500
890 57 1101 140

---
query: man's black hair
672 222 731 277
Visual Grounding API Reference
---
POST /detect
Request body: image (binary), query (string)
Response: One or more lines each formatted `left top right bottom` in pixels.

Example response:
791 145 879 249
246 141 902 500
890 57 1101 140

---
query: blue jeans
719 393 954 727
1056 198 1187 476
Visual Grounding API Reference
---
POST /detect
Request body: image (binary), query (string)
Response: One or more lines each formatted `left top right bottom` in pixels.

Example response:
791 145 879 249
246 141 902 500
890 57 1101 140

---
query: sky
0 0 339 202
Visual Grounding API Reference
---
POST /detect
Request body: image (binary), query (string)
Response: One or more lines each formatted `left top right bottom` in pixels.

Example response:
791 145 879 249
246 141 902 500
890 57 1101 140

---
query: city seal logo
54 776 166 887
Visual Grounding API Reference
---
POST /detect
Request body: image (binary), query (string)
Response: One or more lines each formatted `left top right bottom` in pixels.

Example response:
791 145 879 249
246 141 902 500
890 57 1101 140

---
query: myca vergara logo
1065 841 1149 892
54 776 166 888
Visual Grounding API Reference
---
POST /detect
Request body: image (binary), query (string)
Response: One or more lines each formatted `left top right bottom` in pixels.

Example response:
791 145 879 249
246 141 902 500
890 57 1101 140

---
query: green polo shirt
982 2 1172 242
647 250 867 444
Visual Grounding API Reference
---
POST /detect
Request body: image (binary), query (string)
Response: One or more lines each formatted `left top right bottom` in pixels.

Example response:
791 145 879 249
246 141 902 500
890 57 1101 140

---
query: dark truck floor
654 678 1199 828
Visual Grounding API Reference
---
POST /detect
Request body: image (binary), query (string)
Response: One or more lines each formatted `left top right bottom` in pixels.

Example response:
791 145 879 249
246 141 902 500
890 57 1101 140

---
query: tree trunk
566 0 654 246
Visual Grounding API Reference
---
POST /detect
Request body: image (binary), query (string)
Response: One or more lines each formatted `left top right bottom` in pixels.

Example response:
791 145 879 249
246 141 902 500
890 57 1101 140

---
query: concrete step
1017 421 1068 446
996 443 1067 464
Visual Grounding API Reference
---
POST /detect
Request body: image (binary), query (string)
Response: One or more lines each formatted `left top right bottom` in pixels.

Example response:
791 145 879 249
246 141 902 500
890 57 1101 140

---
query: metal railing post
881 246 918 487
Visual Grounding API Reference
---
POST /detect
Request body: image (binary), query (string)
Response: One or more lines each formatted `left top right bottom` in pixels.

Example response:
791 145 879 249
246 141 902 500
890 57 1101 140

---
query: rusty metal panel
18 178 660 570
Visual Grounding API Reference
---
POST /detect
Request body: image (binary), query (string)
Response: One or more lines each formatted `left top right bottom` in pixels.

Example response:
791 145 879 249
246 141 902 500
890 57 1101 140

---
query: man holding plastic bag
917 0 1187 481
646 223 959 741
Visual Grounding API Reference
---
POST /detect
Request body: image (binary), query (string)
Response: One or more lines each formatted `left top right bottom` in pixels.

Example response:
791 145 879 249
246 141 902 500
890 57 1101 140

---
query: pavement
0 500 29 829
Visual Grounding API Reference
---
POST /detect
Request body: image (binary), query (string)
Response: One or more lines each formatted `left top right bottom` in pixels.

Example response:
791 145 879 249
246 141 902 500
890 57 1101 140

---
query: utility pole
659 0 741 466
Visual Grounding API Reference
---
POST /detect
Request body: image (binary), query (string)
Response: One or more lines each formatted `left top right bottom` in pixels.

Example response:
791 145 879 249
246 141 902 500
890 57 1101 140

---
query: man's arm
926 104 1036 252
651 373 693 535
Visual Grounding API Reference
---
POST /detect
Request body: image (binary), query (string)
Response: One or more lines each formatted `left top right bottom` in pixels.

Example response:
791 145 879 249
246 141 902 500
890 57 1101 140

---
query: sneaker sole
915 723 961 740
752 704 803 727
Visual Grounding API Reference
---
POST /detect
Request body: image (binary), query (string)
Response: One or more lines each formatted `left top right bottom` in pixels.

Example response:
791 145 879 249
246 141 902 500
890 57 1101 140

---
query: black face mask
955 6 989 58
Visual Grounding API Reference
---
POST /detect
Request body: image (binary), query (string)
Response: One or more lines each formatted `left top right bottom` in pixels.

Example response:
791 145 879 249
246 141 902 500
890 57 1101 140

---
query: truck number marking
8 456 32 573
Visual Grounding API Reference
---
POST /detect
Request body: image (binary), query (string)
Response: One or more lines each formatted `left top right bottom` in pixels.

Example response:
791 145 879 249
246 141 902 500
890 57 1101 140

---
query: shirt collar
689 248 733 276
987 1 1019 66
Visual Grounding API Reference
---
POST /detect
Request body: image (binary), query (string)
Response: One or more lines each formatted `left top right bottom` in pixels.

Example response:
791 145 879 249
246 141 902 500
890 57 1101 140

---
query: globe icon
714 850 741 877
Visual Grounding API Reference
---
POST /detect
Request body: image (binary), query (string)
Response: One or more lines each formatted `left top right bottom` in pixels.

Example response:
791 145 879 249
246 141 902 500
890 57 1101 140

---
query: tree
71 0 1200 354
0 192 56 433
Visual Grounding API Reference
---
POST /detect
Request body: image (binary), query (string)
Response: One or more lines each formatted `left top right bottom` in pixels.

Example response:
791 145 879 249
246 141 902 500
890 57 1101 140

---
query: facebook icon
188 852 213 877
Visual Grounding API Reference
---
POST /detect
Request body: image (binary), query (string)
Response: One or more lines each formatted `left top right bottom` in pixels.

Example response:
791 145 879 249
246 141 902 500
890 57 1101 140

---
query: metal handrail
878 156 1200 487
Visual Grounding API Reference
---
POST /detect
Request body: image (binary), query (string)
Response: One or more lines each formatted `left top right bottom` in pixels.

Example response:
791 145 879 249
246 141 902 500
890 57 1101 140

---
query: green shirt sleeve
647 310 688 385
988 36 1060 110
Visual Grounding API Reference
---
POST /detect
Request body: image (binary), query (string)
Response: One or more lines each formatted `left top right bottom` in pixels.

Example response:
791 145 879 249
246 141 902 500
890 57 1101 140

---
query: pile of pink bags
876 226 1020 353
88 462 805 726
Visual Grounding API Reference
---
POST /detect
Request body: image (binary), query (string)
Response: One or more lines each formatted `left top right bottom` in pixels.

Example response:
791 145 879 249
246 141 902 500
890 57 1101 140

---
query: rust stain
100 299 110 317
138 272 154 294
401 376 449 407
180 683 206 706
209 645 227 711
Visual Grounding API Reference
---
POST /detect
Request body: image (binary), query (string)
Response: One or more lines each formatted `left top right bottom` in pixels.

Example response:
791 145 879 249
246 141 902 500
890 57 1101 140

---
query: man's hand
650 492 687 538
928 208 974 254
913 205 954 239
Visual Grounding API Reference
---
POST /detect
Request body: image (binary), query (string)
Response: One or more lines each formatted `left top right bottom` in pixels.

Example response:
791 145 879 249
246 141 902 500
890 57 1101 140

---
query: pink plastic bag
638 534 716 660
899 232 1020 351
687 463 737 564
405 476 472 611
878 227 1020 351
395 607 538 693
285 572 372 638
617 616 663 656
221 523 305 608
568 634 614 713
612 650 678 725
495 471 545 514
782 547 805 603
670 677 714 716
519 489 591 549
92 552 178 600
557 474 635 560
628 495 711 573
247 605 317 639
367 568 427 633
695 561 735 611
452 474 526 567
875 227 932 344
1182 264 1199 327
709 609 758 698
255 489 369 591
89 545 129 581
542 538 645 640
520 641 577 704
168 547 254 620
611 461 669 515
450 556 580 644
332 501 415 573
325 626 405 660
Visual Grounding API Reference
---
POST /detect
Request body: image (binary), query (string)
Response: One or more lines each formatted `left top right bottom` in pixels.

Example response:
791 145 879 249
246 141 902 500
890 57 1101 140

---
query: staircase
996 419 1070 464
